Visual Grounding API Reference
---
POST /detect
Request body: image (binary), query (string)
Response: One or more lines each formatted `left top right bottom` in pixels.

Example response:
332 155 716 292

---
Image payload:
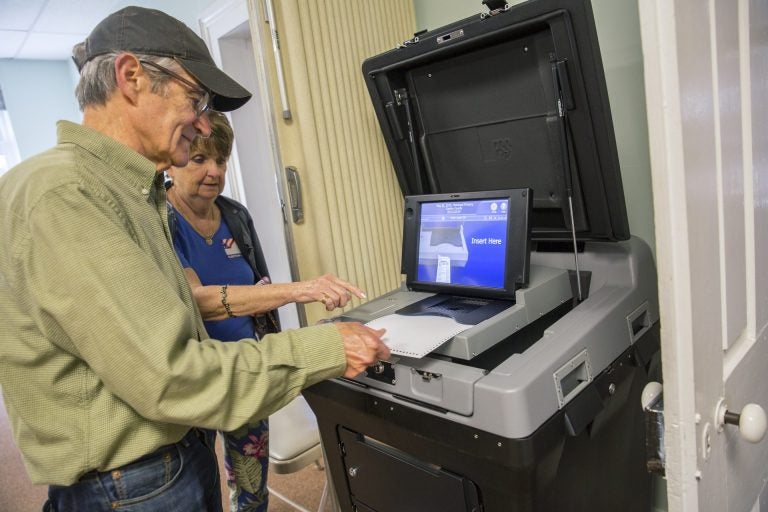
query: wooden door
640 0 768 510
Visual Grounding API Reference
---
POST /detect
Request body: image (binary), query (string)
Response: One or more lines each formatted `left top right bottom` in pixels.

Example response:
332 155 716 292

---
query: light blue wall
413 0 485 31
0 59 81 160
412 0 656 255
0 0 219 161
590 0 654 256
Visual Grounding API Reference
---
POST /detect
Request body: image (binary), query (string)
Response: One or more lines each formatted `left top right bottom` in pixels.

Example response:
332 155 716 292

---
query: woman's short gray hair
73 46 179 111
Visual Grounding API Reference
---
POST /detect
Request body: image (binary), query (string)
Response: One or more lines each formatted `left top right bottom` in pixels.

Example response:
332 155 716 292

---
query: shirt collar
56 120 159 196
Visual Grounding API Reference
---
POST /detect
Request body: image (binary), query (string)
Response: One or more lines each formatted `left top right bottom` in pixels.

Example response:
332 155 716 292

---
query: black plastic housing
401 188 532 299
362 0 628 241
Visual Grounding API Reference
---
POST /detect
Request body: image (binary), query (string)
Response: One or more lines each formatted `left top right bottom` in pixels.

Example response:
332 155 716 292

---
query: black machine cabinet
306 326 659 511
338 427 481 512
303 0 660 510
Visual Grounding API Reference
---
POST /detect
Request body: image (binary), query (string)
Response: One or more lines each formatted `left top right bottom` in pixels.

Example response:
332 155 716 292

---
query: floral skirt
220 419 270 512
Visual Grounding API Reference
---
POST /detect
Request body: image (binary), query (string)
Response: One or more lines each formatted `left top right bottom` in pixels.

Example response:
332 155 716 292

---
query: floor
0 392 330 512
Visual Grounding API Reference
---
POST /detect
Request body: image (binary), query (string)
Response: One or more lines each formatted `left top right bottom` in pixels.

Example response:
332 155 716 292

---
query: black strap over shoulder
215 196 281 332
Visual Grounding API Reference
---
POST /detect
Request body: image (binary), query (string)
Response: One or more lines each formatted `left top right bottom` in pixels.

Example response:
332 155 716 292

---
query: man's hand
335 322 390 378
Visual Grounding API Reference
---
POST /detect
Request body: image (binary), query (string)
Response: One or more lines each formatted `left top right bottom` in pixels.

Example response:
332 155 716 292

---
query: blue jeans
44 429 222 512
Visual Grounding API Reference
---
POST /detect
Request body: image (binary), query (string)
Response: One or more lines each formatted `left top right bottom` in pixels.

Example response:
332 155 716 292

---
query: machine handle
717 401 767 443
285 166 304 224
641 381 663 410
641 381 665 475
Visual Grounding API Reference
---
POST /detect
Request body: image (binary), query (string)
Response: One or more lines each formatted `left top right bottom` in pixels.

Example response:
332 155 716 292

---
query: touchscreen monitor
402 188 532 300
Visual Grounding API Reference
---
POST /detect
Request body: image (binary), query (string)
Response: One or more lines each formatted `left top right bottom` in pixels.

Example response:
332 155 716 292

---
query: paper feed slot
366 313 472 359
348 264 573 361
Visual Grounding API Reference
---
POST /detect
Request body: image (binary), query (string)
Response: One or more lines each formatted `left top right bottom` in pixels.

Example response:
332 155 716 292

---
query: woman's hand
184 269 367 319
294 274 366 311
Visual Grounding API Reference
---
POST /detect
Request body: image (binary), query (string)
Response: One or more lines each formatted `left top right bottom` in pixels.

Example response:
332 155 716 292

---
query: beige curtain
253 0 415 324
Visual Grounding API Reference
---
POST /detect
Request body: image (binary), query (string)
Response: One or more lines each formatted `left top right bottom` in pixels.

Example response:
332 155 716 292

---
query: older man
0 7 388 511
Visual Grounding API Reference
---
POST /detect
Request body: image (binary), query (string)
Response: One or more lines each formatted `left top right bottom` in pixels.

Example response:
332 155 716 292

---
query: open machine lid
362 0 628 242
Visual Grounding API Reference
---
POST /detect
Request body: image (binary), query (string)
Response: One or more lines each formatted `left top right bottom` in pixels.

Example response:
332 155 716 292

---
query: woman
166 111 365 512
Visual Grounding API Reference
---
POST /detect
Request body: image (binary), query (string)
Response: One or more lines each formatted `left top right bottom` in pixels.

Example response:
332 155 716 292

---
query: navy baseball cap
74 6 251 112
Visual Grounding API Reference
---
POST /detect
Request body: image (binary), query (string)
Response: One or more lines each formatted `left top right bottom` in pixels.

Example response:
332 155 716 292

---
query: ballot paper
366 313 471 358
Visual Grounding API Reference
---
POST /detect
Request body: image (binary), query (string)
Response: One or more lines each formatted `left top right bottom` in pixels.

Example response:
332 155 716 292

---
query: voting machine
303 0 660 510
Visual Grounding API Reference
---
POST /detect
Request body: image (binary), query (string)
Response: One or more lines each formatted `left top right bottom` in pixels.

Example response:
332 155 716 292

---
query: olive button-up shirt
0 121 345 485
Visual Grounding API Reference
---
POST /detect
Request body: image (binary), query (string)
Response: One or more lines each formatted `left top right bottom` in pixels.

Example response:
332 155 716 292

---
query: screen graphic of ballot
436 255 451 283
418 224 469 268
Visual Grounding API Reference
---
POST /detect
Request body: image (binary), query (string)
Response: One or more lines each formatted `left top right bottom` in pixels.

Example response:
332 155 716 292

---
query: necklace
182 207 217 245
169 190 218 245
198 207 217 246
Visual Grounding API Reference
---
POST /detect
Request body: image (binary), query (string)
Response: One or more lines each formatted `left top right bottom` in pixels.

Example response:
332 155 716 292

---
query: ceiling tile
0 30 27 59
33 0 126 34
0 0 46 31
0 0 216 61
15 32 86 61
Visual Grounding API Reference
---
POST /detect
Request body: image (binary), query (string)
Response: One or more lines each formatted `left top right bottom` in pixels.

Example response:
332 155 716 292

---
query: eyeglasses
139 60 213 117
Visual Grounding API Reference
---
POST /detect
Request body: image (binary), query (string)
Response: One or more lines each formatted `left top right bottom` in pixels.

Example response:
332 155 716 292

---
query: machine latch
482 0 507 10
437 29 464 45
365 360 396 385
480 1 510 19
397 30 427 49
412 368 442 382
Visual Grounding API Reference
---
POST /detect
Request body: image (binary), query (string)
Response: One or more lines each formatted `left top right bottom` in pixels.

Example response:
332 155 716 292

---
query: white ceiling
0 0 214 61
0 0 126 60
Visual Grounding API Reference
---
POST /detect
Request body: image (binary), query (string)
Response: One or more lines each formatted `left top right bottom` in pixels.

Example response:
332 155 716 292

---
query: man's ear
114 53 143 104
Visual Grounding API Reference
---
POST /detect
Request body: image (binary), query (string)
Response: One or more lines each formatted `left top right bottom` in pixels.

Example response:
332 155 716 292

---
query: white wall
413 0 656 255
